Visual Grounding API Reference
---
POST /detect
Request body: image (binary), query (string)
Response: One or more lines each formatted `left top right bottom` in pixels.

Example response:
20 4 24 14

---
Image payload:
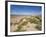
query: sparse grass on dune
10 16 42 32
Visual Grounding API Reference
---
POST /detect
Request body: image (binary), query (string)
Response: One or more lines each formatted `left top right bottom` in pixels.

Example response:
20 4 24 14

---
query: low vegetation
10 15 42 32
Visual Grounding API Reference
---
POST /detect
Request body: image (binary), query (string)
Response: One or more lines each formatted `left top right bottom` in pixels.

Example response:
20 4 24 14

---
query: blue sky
10 5 42 15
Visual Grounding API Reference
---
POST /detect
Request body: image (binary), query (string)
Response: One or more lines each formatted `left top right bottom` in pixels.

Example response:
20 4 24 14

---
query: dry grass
10 15 42 32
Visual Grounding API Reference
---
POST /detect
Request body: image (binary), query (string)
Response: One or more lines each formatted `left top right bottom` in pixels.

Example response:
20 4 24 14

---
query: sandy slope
10 16 41 32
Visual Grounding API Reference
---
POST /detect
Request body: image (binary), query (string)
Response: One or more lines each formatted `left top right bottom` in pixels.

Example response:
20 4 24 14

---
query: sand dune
10 16 42 32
